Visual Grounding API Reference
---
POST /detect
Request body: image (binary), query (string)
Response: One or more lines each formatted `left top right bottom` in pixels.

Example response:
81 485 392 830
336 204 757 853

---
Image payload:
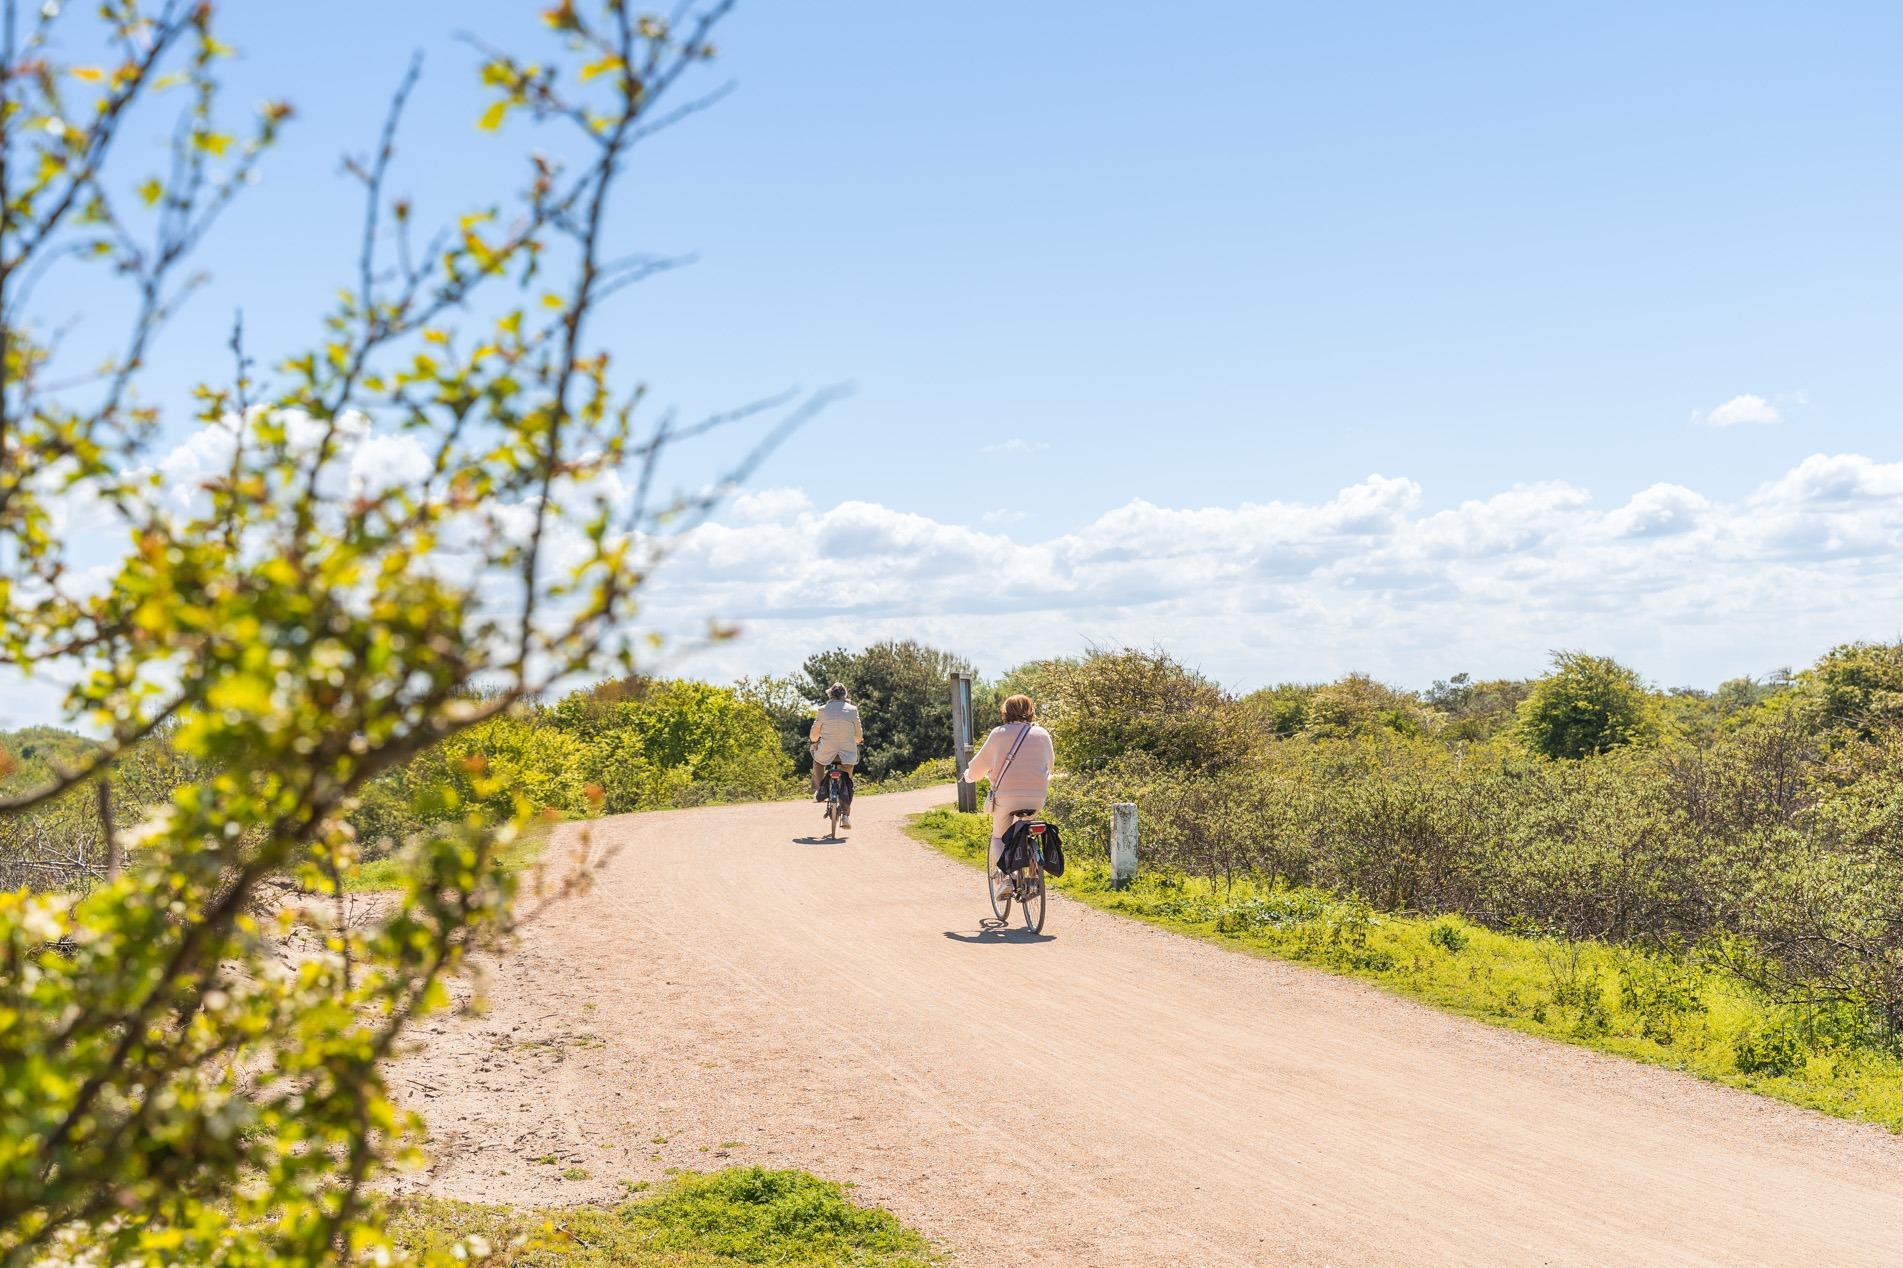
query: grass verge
909 805 1903 1133
382 1167 938 1266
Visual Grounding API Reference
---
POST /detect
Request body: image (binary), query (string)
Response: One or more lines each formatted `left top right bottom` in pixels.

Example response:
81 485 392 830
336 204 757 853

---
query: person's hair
1001 694 1035 723
829 682 847 700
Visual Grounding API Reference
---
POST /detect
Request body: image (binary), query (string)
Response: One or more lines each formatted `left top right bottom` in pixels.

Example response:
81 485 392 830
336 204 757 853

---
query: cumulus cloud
979 438 1049 456
632 453 1903 691
27 415 1903 707
1695 393 1781 428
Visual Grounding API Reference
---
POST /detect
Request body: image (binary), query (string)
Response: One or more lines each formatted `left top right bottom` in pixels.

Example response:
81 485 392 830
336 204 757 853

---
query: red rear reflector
1030 825 1045 834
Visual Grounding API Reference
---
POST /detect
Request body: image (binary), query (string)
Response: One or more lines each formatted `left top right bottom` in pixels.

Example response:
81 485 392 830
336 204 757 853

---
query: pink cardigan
963 722 1054 800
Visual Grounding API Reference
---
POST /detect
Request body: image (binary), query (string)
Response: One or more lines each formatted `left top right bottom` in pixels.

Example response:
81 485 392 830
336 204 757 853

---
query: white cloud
979 438 1049 456
630 454 1903 692
726 487 812 524
21 417 1903 718
1696 393 1781 428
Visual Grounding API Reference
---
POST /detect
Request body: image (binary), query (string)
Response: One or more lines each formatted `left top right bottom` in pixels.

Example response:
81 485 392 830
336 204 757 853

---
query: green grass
344 834 548 893
909 805 1903 1132
382 1167 938 1266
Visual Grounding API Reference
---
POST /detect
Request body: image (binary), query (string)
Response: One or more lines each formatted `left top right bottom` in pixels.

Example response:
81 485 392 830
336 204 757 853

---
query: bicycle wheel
827 796 841 838
1019 865 1045 934
988 866 1012 923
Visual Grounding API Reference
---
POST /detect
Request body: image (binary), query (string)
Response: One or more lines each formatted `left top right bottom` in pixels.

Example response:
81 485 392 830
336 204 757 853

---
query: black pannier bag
816 767 854 804
1000 818 1064 878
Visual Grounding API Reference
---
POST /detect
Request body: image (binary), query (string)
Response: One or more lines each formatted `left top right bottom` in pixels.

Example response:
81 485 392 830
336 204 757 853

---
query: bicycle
817 761 853 838
988 808 1047 933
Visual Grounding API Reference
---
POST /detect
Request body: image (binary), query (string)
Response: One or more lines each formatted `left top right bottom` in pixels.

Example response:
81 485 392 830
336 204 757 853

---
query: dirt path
391 787 1903 1266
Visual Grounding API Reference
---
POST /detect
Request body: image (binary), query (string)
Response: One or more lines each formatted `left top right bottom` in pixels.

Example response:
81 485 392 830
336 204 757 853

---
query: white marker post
1111 802 1138 889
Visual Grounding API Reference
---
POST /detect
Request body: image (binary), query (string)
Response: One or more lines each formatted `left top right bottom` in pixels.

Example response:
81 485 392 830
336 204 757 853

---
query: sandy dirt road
392 786 1903 1266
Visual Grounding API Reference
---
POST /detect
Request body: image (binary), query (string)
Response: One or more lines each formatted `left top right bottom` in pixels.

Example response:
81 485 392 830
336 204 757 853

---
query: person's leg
988 796 1044 892
837 762 857 825
811 748 837 798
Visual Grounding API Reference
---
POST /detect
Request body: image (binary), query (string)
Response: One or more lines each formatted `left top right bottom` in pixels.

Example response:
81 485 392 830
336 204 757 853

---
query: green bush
1515 651 1661 759
1800 641 1903 741
555 678 792 813
1033 647 1250 774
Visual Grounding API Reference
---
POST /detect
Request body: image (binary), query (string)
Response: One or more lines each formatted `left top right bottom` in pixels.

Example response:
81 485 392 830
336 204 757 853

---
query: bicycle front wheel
988 868 1012 923
1019 867 1045 934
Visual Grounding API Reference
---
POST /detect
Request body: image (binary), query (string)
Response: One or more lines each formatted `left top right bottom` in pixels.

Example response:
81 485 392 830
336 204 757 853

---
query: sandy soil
389 786 1903 1266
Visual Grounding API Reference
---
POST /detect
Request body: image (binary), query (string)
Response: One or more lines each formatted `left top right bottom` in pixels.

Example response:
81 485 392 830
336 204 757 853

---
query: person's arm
853 710 863 746
962 727 1001 784
809 712 822 745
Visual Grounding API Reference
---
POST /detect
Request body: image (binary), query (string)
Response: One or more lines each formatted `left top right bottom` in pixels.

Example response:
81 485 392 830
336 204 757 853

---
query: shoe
992 878 1013 902
839 814 851 829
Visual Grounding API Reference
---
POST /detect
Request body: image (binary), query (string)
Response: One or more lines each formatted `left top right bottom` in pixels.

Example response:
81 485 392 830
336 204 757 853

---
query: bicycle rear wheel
1019 866 1045 934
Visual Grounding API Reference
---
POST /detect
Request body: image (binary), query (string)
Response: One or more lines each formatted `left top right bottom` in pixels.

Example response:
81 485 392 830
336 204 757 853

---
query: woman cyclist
960 694 1054 904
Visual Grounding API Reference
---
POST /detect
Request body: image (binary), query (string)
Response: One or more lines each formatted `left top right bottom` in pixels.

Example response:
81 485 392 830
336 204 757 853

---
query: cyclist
809 682 863 829
959 694 1054 903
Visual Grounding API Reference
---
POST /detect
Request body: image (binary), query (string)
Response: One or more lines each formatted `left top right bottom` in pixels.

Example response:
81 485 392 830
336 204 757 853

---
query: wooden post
951 672 977 813
96 779 121 880
1111 802 1137 889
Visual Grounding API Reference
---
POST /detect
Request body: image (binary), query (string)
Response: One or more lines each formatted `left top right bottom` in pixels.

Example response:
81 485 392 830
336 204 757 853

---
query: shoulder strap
993 722 1032 789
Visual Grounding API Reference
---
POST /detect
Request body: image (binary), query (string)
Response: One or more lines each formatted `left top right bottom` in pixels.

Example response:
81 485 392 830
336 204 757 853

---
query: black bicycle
988 808 1047 933
818 761 852 838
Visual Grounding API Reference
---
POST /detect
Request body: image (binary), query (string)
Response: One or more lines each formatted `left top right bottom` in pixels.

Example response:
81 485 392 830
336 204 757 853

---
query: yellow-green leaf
477 100 508 132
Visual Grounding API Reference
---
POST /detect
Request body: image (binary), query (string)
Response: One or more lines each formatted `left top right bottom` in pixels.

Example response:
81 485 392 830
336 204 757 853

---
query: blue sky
13 1 1903 724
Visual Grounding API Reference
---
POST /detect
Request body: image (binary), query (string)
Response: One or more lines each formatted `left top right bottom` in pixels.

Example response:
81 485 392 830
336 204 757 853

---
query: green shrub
1616 953 1708 1046
1428 921 1469 954
1800 641 1903 741
1516 651 1661 759
1034 647 1250 774
1736 1016 1816 1077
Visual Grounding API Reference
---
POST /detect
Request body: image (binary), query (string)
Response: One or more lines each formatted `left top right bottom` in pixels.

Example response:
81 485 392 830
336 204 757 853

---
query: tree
0 4 814 1261
1237 682 1317 740
1300 673 1428 740
1423 673 1532 743
1034 647 1248 773
733 671 823 773
1800 641 1903 741
798 641 979 779
554 677 789 813
1515 652 1661 760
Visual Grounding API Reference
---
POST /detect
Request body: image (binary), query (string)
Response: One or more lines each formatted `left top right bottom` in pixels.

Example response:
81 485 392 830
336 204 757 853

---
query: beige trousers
988 794 1045 873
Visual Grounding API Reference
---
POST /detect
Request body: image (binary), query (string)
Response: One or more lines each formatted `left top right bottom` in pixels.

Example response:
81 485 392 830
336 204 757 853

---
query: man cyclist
809 682 863 829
